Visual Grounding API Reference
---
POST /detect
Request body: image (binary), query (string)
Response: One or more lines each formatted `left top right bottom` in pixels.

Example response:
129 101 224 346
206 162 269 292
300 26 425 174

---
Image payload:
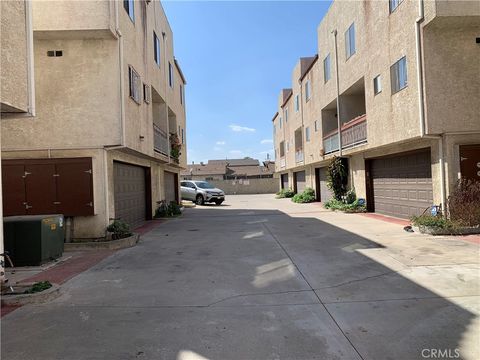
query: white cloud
229 150 243 155
216 141 226 145
260 139 273 144
229 124 256 132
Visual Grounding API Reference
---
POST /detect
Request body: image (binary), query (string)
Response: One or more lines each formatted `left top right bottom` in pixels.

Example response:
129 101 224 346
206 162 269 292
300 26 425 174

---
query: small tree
447 179 480 227
170 133 182 162
327 156 348 201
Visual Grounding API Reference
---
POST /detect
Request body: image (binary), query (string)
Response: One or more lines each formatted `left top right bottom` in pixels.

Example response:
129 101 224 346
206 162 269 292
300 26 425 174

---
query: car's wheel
196 195 205 205
215 200 223 206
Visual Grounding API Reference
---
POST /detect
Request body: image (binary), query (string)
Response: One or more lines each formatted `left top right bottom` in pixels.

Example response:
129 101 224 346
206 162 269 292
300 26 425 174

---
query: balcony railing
280 158 286 168
154 124 169 156
295 150 304 163
323 114 367 154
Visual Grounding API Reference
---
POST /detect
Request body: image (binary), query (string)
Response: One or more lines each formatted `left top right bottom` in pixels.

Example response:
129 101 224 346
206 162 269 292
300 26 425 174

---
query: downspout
415 0 446 210
114 0 125 147
332 29 342 156
163 31 171 165
25 0 35 116
298 77 310 186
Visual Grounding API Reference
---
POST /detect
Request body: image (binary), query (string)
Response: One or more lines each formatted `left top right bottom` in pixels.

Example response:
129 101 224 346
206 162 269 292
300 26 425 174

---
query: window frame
123 0 135 23
305 127 311 142
324 54 331 83
294 95 299 112
143 83 151 104
153 31 160 66
390 56 408 94
285 107 288 122
345 23 356 60
168 62 174 88
128 65 141 104
279 141 285 158
314 120 318 132
180 84 184 105
389 0 404 13
373 75 382 95
279 117 283 129
305 80 311 102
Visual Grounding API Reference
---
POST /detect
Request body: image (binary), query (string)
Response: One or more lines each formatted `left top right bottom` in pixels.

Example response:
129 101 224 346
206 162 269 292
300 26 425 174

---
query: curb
64 233 140 251
1 283 61 306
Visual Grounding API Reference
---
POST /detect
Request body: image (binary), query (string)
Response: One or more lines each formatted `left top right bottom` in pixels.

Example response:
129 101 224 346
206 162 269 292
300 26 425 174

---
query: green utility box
3 215 65 266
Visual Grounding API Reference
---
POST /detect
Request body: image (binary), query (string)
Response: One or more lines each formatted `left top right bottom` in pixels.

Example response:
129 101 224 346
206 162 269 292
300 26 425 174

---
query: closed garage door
294 171 306 193
164 171 178 203
319 167 333 203
370 149 433 219
281 173 289 189
114 162 146 229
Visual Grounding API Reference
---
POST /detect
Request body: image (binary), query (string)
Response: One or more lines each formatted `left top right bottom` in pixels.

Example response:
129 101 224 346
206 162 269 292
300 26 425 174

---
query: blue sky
163 0 332 164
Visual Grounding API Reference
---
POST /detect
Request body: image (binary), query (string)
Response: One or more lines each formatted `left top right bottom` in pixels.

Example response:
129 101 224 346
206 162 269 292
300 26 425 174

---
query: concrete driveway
2 194 479 360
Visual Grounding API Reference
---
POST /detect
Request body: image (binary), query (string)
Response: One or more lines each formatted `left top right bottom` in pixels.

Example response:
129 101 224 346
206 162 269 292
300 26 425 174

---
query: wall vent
47 50 63 57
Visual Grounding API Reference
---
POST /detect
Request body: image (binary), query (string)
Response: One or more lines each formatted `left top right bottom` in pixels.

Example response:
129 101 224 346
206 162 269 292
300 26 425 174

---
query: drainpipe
25 0 35 117
163 31 171 165
332 29 342 156
415 0 446 210
114 0 126 147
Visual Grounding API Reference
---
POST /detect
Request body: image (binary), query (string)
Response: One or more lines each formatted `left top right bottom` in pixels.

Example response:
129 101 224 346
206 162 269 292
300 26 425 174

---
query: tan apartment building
273 0 480 219
1 0 187 240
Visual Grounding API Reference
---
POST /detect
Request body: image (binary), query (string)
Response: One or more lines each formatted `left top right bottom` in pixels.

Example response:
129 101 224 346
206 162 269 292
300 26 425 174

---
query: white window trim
128 65 141 104
345 23 356 60
373 75 382 95
305 80 311 102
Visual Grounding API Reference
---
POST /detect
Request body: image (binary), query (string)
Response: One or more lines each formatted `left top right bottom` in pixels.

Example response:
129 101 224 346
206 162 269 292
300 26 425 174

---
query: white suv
180 181 225 205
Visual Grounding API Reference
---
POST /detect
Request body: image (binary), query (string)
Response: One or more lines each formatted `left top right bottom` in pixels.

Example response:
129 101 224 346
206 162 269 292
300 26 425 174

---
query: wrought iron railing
323 114 367 154
153 124 169 156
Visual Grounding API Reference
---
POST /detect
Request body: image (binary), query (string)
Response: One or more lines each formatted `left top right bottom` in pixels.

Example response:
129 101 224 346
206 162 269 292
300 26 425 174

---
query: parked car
180 180 225 205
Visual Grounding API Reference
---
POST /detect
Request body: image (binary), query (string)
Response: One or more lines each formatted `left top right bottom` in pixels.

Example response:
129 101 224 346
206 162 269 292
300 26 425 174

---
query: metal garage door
370 149 433 219
319 168 333 203
281 173 289 189
114 162 146 229
294 171 306 193
164 171 178 203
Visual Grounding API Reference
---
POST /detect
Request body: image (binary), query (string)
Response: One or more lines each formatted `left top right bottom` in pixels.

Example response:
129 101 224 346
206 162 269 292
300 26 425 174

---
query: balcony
154 124 169 156
323 114 367 154
280 158 286 168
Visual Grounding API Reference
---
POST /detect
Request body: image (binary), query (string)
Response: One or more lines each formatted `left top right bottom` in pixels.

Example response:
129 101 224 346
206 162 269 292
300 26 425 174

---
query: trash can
3 215 65 266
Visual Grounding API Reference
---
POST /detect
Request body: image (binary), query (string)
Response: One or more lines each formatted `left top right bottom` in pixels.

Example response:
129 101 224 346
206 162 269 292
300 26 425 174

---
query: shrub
411 214 460 230
155 201 182 218
327 156 348 201
276 188 295 199
292 188 316 203
24 281 52 294
344 188 356 204
324 198 366 213
447 179 480 227
107 220 132 240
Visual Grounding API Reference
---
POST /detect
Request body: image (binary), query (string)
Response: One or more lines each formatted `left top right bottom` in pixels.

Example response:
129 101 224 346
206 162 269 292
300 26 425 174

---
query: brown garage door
281 173 289 189
294 171 306 193
114 162 146 229
370 149 433 219
164 171 178 204
319 167 333 203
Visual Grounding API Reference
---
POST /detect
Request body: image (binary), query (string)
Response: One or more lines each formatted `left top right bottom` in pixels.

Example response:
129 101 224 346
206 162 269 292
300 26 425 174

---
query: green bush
155 201 182 218
327 156 348 201
411 214 460 230
276 188 295 199
344 188 356 204
292 188 316 203
324 198 366 213
107 220 132 239
24 281 52 294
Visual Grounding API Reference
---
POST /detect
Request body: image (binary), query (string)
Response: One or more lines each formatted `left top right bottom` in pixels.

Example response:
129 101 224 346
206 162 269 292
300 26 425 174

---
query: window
294 95 299 112
345 23 356 60
143 83 151 103
305 80 311 101
128 66 141 104
168 62 174 88
47 50 63 57
286 141 289 152
390 0 403 13
180 84 185 105
181 128 184 144
285 107 288 122
305 127 311 142
314 120 318 132
124 0 134 22
280 141 285 157
279 117 283 129
273 124 276 134
153 31 160 66
390 56 407 94
324 54 331 83
373 75 382 95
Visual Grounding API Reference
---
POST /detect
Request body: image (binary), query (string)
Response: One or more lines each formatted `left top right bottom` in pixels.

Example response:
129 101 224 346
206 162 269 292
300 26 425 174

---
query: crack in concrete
206 289 314 307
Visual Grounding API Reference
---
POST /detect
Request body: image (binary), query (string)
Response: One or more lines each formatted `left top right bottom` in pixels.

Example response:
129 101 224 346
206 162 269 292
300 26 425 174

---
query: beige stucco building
1 0 187 240
273 0 480 219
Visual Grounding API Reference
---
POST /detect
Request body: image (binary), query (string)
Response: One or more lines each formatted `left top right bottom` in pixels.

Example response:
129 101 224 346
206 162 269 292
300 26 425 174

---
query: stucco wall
1 0 29 112
208 178 279 195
